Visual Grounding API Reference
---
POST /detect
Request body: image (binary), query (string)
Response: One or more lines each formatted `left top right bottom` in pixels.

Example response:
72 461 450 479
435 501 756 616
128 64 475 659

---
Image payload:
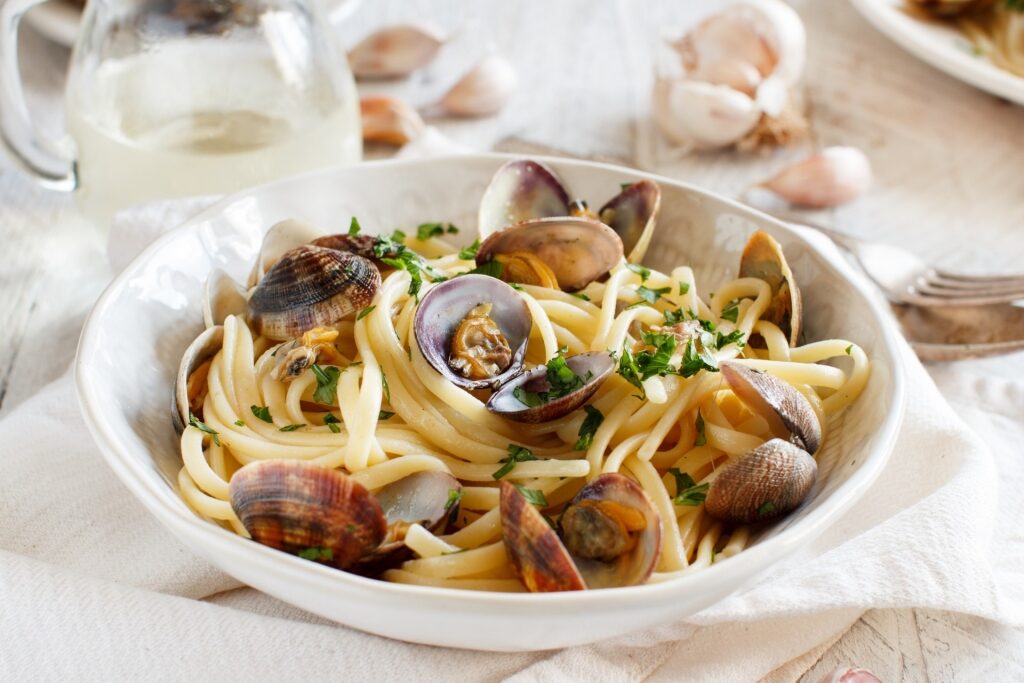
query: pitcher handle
0 0 75 190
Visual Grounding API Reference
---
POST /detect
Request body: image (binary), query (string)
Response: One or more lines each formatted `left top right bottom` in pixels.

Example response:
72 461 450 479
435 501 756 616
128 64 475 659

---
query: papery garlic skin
760 147 873 208
652 78 762 149
439 55 517 117
348 24 444 80
360 97 425 146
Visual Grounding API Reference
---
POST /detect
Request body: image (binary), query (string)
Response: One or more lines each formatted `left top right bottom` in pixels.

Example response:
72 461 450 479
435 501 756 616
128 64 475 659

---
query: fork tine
904 289 1024 307
917 279 1024 298
932 270 1024 286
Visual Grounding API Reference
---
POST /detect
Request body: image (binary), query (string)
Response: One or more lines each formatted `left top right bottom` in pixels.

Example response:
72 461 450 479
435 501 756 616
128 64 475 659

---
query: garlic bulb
439 55 517 117
652 0 807 150
759 146 873 208
360 97 425 146
348 24 444 80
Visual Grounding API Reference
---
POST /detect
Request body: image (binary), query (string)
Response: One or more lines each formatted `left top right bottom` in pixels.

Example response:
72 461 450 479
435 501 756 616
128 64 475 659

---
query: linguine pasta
178 232 869 592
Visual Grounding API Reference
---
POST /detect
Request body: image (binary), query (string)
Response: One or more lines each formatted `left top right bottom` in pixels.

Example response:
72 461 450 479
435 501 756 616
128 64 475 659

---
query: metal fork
768 211 1024 306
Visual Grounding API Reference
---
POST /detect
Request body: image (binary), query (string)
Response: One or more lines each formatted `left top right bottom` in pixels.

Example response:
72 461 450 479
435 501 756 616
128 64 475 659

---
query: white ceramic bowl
76 154 904 651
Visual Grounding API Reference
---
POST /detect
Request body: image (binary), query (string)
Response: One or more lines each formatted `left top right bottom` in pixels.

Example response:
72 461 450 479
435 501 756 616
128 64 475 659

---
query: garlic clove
760 146 872 208
438 55 517 117
652 78 762 149
691 58 762 97
348 24 444 80
360 96 425 146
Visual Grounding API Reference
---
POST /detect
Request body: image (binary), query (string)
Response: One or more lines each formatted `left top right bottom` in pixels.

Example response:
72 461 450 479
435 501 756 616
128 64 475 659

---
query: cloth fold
2 197 1023 681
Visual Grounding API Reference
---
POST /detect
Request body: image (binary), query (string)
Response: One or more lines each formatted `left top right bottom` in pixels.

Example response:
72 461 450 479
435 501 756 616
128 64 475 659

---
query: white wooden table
2 0 1022 679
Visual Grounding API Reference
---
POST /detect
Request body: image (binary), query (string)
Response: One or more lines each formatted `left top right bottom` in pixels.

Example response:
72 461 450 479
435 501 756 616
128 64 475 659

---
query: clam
704 438 816 523
908 0 996 16
202 269 248 329
229 460 387 569
247 245 381 341
598 180 661 263
500 473 661 592
486 352 616 423
310 233 403 270
477 160 659 264
477 160 570 239
249 219 326 287
413 274 532 390
720 360 821 455
739 230 802 346
174 324 223 432
476 217 624 292
371 471 462 558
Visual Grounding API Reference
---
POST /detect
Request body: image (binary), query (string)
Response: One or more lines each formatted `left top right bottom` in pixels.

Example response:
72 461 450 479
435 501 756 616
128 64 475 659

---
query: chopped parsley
845 344 853 355
356 304 376 321
461 260 503 278
571 292 591 302
512 355 591 407
617 345 647 398
663 308 691 325
378 410 395 420
514 485 548 507
380 250 426 299
391 229 407 242
445 488 463 511
720 299 741 323
323 412 341 433
348 216 361 236
311 364 341 405
188 413 220 446
715 329 746 349
574 405 604 450
279 424 305 432
620 182 633 191
625 263 651 282
635 284 671 306
694 411 707 447
250 405 273 423
668 468 708 506
679 282 690 295
416 222 454 241
297 547 334 562
757 501 776 517
233 419 245 427
678 338 719 378
458 239 481 260
381 373 391 402
492 444 538 480
508 282 524 291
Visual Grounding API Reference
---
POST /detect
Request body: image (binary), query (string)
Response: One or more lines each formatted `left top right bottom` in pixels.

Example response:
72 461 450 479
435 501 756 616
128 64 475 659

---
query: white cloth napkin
3 182 1024 682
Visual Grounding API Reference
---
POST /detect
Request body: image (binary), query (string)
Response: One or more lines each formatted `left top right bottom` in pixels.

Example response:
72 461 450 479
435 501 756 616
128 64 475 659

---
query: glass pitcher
0 0 362 225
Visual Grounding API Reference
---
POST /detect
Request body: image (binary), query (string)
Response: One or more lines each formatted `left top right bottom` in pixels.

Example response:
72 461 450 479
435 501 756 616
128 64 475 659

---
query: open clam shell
500 481 586 592
720 361 821 455
229 460 387 570
478 160 571 239
248 219 326 287
486 352 615 423
202 269 248 329
174 325 223 432
739 230 802 346
413 274 532 390
561 473 662 589
248 245 381 341
705 438 816 524
598 180 661 264
365 471 463 565
476 217 624 292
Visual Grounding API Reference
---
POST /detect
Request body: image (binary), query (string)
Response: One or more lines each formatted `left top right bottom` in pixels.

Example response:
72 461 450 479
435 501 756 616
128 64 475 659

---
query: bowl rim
75 152 906 609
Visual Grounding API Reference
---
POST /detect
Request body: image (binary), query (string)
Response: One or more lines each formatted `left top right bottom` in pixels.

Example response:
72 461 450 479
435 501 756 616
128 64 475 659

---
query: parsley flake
572 292 591 302
233 419 245 427
636 284 671 306
493 444 537 480
378 410 395 421
757 501 776 517
445 488 463 511
323 413 341 433
575 405 604 450
715 329 746 349
188 413 220 446
311 364 341 405
279 423 305 432
461 260 503 278
514 484 548 507
297 547 334 562
458 239 481 260
720 299 741 323
669 468 708 506
626 263 651 282
381 373 391 402
416 222 446 241
845 344 853 355
356 305 376 321
250 405 273 423
348 216 361 236
679 282 690 295
694 411 707 447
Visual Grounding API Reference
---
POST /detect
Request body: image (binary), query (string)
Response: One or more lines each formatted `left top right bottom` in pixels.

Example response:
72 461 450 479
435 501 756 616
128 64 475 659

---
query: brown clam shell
598 179 661 264
247 245 381 341
476 217 624 292
720 361 822 455
739 230 802 346
229 460 387 570
500 481 585 592
563 473 662 589
704 438 817 524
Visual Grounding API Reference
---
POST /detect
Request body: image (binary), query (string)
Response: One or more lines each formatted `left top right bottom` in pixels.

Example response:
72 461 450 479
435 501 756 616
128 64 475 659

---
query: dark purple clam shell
477 159 571 237
485 351 615 423
413 275 532 390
